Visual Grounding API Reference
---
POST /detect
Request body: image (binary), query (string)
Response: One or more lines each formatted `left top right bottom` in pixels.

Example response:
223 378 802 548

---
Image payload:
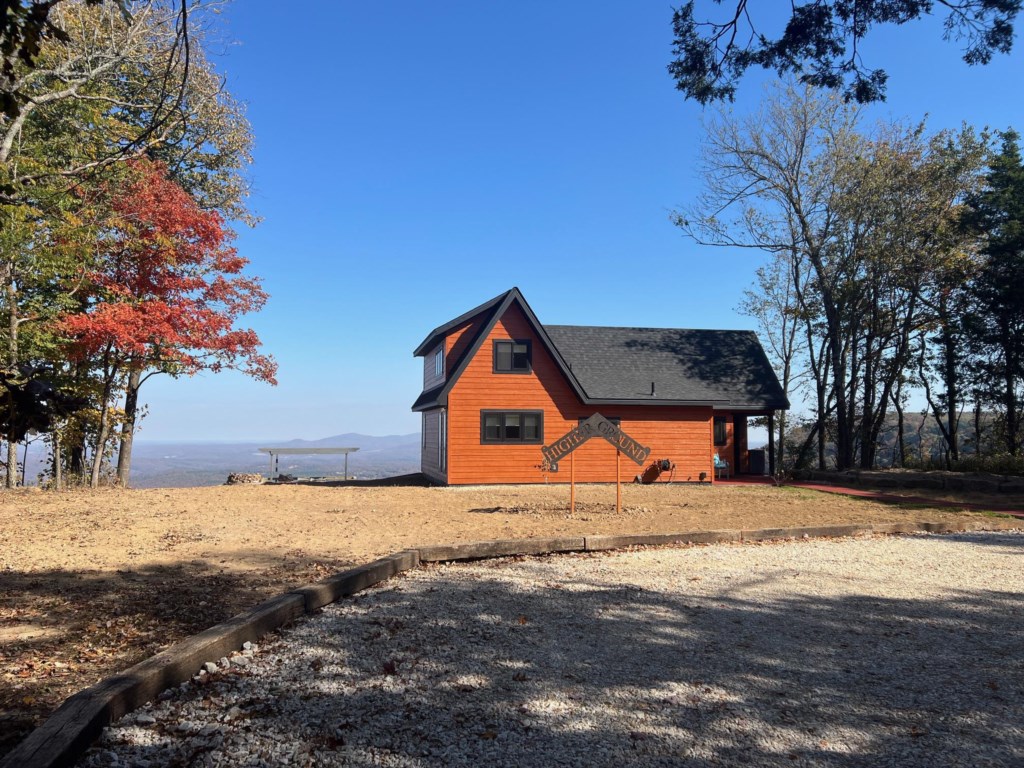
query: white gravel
78 531 1024 767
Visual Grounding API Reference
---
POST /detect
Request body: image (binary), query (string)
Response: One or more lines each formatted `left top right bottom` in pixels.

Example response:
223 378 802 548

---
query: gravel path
79 532 1024 767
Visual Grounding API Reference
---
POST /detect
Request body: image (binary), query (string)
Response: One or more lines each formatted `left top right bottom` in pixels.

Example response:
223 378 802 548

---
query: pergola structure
257 447 360 481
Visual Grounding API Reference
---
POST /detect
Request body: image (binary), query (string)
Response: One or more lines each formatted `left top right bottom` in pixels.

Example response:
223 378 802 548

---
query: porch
714 411 778 478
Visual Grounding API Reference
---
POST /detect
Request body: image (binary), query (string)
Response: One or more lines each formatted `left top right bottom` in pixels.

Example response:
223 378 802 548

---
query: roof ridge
546 324 758 334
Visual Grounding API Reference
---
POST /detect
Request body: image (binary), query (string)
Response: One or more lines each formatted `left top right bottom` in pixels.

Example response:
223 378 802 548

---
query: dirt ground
0 478 1020 755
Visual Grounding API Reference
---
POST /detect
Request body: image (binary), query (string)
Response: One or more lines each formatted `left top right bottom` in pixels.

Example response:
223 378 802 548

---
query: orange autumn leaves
59 159 277 384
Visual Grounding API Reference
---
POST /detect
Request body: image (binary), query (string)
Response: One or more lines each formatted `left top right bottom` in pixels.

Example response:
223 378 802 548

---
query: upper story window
434 348 444 378
714 415 728 446
493 339 531 374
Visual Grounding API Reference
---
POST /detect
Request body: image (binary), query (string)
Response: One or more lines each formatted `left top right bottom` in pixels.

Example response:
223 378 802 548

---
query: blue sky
137 1 1024 442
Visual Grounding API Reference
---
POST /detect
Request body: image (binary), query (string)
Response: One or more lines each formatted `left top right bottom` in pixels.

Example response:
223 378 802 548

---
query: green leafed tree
0 1 261 487
669 1 1021 104
963 130 1024 456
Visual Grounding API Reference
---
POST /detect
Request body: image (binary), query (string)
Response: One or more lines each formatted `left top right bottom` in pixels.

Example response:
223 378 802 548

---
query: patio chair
713 453 731 480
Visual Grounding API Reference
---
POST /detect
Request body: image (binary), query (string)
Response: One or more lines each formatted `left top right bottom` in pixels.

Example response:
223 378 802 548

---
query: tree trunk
974 398 983 455
940 295 960 462
52 431 63 491
896 403 907 468
792 421 821 471
70 442 85 479
90 346 116 488
116 369 142 486
777 410 787 471
5 268 17 489
824 302 854 469
1003 321 1020 455
919 337 953 469
5 440 16 488
90 410 109 488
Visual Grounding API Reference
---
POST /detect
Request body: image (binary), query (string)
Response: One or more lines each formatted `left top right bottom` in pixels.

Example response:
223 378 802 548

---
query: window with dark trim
493 339 532 373
481 410 543 444
713 415 728 446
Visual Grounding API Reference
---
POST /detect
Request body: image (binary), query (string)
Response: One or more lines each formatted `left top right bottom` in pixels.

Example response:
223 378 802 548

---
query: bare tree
679 83 986 470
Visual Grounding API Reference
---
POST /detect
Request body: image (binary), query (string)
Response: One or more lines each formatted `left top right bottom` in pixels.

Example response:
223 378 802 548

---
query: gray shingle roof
412 288 788 412
544 325 789 409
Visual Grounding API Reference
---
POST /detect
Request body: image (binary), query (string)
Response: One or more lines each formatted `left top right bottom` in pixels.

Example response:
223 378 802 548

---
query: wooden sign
542 413 650 467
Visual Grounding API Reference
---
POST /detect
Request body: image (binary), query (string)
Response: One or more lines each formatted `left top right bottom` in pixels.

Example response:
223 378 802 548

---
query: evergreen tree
964 130 1024 455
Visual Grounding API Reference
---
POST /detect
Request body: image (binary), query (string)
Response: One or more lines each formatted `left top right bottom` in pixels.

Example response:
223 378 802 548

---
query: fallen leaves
0 557 352 759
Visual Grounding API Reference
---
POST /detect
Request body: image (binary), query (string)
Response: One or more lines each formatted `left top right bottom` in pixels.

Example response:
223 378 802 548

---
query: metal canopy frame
257 447 360 481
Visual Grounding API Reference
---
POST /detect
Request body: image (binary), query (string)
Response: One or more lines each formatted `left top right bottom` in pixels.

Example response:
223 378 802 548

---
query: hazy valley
20 433 421 488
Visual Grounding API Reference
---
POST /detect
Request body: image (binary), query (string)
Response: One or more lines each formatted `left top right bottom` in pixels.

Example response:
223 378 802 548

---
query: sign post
570 450 575 514
616 448 621 514
541 414 650 512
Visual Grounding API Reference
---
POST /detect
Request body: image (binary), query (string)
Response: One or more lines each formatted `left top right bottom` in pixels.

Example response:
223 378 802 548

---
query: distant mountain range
20 433 421 488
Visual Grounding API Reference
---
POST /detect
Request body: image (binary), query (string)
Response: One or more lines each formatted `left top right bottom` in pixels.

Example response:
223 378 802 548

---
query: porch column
767 411 776 476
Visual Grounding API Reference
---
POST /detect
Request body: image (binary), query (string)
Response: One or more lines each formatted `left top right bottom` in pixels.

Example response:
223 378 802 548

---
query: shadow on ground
88 533 1024 767
0 551 355 757
290 473 431 488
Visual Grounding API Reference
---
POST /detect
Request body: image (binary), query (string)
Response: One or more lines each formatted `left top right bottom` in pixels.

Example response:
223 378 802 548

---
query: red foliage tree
60 159 277 486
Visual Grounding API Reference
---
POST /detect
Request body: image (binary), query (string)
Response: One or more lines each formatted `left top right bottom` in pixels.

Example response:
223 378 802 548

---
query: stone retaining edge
5 521 1021 768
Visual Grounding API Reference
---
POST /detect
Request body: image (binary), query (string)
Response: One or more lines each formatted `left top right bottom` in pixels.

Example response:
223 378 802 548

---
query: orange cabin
412 288 788 485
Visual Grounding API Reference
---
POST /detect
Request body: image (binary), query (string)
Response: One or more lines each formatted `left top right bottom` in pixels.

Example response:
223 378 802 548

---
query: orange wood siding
446 304 715 484
446 320 476 364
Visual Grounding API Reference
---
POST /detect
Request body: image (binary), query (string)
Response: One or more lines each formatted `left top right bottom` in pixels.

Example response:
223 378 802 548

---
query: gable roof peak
411 287 589 411
413 287 520 357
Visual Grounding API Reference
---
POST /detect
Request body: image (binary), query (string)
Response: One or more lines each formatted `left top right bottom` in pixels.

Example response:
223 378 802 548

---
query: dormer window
434 348 444 377
493 339 531 373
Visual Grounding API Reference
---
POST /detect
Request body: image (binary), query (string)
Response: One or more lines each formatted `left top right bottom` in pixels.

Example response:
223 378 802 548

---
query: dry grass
0 479 1014 756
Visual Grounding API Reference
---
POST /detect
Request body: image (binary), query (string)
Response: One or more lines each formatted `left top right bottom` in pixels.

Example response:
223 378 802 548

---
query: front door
733 415 747 474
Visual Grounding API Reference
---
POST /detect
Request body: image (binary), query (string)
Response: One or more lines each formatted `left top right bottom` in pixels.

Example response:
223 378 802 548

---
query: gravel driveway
79 532 1024 767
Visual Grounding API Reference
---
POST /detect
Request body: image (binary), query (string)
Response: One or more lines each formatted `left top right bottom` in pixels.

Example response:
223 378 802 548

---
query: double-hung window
481 411 543 444
493 340 531 373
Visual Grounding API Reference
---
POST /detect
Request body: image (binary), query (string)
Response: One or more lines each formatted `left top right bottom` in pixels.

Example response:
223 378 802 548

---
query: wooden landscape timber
4 519 1022 768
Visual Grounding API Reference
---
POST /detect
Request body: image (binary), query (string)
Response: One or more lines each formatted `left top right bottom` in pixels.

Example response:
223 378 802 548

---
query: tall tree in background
669 1 1020 104
0 1 139 117
963 130 1024 455
829 123 986 468
0 181 101 485
677 84 862 468
60 160 276 487
0 1 264 487
913 163 986 468
0 1 195 204
681 83 987 470
738 250 810 471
